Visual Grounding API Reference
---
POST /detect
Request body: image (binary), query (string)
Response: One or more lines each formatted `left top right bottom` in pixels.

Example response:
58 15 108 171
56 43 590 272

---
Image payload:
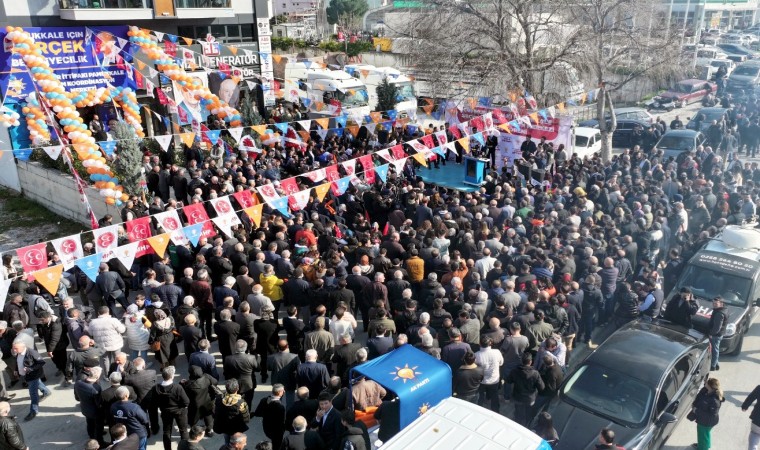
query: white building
666 0 758 30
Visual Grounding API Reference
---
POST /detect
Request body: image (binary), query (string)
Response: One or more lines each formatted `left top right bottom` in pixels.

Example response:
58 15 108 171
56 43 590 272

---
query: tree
376 77 399 113
110 122 145 198
239 93 263 127
326 0 369 31
571 0 683 162
396 0 583 105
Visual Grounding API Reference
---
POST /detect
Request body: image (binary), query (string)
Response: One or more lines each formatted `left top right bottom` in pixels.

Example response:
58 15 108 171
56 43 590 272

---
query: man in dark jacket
124 358 157 410
254 384 287 449
313 392 344 450
182 366 217 434
224 340 259 408
0 401 26 450
111 386 150 450
12 341 50 421
179 315 204 362
269 340 301 409
663 287 699 329
506 353 545 426
285 387 319 433
75 366 103 444
707 296 729 371
741 384 760 447
37 312 69 376
338 409 370 450
101 372 137 426
149 366 190 450
281 415 326 450
213 379 250 444
536 353 564 414
189 339 219 380
96 263 128 313
214 309 241 361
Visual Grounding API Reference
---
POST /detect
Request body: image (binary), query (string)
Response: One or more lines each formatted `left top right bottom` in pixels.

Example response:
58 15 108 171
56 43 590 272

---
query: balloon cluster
69 87 112 109
4 26 128 206
21 94 51 143
0 109 20 128
127 27 243 127
113 87 144 138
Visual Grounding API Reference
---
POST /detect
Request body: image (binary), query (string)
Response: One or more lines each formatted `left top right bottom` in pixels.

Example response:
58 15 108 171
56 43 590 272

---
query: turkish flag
232 190 255 209
324 165 340 183
17 243 48 278
183 203 216 239
280 177 299 196
390 145 405 160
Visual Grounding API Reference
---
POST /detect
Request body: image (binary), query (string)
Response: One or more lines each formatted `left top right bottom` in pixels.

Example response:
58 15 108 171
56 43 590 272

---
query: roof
678 78 711 85
380 397 551 450
696 107 728 115
350 345 452 429
585 321 698 385
702 225 760 263
614 106 648 114
574 127 601 137
661 129 701 138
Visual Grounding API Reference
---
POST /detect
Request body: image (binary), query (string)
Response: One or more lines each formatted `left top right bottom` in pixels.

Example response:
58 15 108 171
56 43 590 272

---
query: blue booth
349 345 452 430
463 156 489 186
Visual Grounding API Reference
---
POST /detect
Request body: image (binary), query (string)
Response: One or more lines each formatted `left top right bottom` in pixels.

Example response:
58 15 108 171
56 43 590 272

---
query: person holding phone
663 287 699 328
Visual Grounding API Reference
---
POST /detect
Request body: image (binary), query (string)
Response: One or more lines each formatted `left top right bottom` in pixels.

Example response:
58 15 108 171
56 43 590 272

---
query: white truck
344 64 418 116
280 61 371 120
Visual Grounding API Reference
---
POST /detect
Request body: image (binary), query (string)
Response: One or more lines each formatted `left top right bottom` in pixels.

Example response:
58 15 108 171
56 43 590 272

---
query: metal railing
59 0 146 8
175 0 231 7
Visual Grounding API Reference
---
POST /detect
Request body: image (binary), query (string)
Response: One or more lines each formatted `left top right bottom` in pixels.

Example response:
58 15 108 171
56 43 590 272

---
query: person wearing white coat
88 306 126 376
123 304 150 360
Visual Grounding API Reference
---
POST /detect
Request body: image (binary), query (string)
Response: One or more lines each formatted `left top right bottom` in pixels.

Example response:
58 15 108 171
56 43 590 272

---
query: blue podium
463 156 489 186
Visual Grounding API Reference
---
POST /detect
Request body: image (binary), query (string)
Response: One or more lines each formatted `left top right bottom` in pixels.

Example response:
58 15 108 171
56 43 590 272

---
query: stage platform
417 163 481 192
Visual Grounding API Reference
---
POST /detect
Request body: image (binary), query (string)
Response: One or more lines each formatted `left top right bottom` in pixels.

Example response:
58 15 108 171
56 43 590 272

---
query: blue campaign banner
0 26 136 99
76 252 103 282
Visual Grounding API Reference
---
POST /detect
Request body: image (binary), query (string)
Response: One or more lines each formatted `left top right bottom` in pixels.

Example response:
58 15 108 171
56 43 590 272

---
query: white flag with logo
43 145 63 161
114 241 139 272
210 196 236 216
212 213 242 238
154 135 173 152
391 157 407 173
154 210 188 245
290 188 312 210
51 234 84 270
92 224 119 260
228 127 244 144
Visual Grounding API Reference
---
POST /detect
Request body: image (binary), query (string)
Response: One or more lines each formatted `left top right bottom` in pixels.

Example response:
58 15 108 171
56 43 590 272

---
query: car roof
585 321 700 385
661 129 701 138
678 79 709 85
614 107 648 114
574 127 601 137
696 107 728 114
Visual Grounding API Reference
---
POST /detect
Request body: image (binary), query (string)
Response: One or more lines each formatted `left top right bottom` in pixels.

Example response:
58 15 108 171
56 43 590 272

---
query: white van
377 397 552 450
571 127 603 159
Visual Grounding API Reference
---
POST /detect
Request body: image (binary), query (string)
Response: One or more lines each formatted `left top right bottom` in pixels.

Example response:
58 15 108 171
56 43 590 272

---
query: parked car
571 127 602 158
686 107 729 132
727 61 760 92
649 79 716 109
718 43 759 59
577 107 654 127
576 119 650 149
655 129 706 160
709 58 735 76
537 320 710 450
722 33 751 46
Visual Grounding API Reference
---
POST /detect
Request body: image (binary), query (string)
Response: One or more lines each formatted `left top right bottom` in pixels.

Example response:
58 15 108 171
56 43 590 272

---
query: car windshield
701 111 725 122
733 66 759 76
335 88 369 107
676 83 695 93
676 264 752 307
561 364 654 427
710 61 728 68
393 81 416 101
575 135 589 147
657 135 693 150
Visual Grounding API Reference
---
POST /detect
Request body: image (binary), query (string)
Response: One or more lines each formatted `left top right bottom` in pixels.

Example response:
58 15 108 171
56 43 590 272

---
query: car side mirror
657 412 677 426
755 298 760 307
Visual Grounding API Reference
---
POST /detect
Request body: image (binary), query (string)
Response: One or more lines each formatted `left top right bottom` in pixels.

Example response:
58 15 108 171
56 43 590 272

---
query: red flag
232 190 255 209
390 145 405 160
420 134 434 148
324 165 340 183
334 224 343 239
364 167 375 184
126 216 154 257
200 123 212 147
280 177 299 196
470 116 484 131
183 203 216 238
218 62 231 76
164 41 177 58
178 105 188 124
157 88 169 105
448 124 461 139
90 211 99 230
492 109 507 124
17 243 48 277
135 71 145 90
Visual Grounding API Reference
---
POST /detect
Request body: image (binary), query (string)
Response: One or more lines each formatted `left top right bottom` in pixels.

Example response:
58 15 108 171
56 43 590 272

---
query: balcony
175 0 234 19
58 0 153 21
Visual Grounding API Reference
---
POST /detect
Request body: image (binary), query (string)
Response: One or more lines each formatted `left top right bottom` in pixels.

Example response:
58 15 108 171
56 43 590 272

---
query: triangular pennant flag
147 233 171 258
445 141 459 155
412 152 428 167
529 112 539 123
232 190 255 209
0 278 12 311
433 146 447 158
434 130 448 145
391 157 407 174
498 123 512 133
290 189 312 211
182 37 194 45
346 125 359 137
314 182 331 202
153 31 165 42
251 125 268 135
34 265 63 296
42 145 63 160
228 127 244 143
154 210 187 245
114 241 139 270
332 176 352 196
297 120 312 131
557 102 565 113
315 118 330 129
98 140 117 157
204 129 221 145
12 149 32 161
375 164 390 183
369 112 382 123
243 204 264 228
376 149 392 162
229 46 238 55
274 123 289 135
210 196 236 216
92 225 119 260
341 159 357 177
471 132 485 147
182 223 204 247
298 130 310 142
180 132 196 148
76 252 103 283
269 196 291 218
335 115 347 128
155 135 173 152
365 123 376 135
457 137 470 153
51 234 84 271
316 129 328 140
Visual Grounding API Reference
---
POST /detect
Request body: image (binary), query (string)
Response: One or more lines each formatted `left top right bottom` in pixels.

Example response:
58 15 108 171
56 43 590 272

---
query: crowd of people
5 93 760 450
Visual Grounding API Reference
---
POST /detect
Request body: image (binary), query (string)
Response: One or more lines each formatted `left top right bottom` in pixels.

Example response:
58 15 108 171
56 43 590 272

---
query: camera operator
663 287 699 329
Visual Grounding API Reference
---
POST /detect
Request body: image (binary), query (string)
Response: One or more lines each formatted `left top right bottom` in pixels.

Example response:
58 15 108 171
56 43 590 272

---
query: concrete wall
16 160 122 226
